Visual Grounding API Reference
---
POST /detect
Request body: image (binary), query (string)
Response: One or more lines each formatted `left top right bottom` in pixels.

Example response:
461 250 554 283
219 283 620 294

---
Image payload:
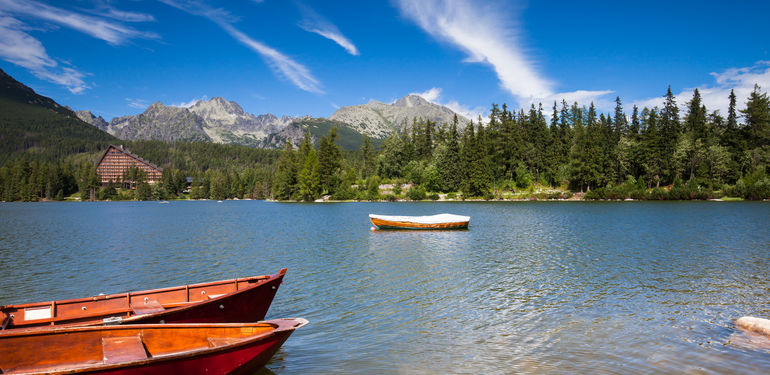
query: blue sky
1 0 769 122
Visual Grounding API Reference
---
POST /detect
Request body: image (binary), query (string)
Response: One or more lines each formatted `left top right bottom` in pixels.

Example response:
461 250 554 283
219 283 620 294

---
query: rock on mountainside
84 97 300 146
188 97 295 146
108 102 211 143
75 110 109 130
261 117 368 149
329 94 470 139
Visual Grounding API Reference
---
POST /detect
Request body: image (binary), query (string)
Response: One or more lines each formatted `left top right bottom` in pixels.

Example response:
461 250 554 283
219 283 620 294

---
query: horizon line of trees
1 84 769 202
268 84 770 201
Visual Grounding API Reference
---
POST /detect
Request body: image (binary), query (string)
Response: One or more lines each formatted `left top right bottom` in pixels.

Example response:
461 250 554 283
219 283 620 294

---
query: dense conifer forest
1 85 769 202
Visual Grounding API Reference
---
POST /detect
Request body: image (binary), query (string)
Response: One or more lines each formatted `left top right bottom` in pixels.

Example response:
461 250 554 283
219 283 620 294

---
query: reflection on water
1 201 769 374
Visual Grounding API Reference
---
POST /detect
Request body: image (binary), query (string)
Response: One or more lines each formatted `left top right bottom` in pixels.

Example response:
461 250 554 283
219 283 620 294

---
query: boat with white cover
369 213 470 230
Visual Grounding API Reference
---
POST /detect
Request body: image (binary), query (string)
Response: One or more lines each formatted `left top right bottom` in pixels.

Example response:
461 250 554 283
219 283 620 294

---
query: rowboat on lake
0 318 308 375
0 269 287 331
369 213 470 230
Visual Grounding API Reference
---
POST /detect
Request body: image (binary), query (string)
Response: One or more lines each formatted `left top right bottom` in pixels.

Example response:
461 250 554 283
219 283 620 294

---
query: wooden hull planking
0 318 307 375
0 269 286 330
370 217 469 230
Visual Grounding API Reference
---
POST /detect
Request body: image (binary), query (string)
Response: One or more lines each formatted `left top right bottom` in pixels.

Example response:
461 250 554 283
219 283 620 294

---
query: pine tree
360 133 375 178
659 86 681 183
434 115 462 192
740 84 770 150
613 96 627 139
727 88 738 130
272 142 298 200
317 127 342 195
630 105 640 137
297 148 321 201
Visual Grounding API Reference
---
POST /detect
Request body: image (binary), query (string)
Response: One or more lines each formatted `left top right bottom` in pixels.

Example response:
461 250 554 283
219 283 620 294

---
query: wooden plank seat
130 300 165 315
102 335 148 364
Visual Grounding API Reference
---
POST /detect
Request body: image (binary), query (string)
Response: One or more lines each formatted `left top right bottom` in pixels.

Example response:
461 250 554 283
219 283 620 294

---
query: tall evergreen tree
272 142 298 200
360 133 376 178
613 96 627 139
659 86 681 183
297 148 321 201
740 84 770 150
317 127 342 195
630 105 640 137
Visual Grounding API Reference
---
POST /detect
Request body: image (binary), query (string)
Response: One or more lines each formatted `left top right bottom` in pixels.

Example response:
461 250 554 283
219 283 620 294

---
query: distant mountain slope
0 69 77 118
188 97 295 145
0 68 115 163
109 102 211 143
75 110 109 130
261 117 370 150
329 94 470 139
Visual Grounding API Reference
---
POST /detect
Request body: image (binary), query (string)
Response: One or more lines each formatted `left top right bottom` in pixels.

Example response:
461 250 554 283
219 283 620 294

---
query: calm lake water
1 201 769 374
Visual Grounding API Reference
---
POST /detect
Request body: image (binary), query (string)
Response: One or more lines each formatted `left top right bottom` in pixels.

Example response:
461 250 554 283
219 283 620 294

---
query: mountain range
2 67 470 151
76 94 470 149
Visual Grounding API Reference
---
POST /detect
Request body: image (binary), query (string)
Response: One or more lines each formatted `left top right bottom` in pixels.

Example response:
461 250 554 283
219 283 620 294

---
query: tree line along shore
1 85 769 202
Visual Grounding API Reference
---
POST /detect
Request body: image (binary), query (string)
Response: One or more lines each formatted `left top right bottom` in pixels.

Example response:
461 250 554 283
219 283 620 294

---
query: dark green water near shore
1 201 769 374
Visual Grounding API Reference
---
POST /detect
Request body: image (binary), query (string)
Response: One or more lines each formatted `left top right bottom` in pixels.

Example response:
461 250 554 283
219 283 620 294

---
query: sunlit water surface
1 201 769 374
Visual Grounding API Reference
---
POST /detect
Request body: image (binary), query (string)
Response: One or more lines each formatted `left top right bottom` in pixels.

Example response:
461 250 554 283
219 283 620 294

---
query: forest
1 85 769 202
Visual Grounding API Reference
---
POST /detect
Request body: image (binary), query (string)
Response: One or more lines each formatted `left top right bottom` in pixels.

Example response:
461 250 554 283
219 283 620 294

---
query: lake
1 200 769 374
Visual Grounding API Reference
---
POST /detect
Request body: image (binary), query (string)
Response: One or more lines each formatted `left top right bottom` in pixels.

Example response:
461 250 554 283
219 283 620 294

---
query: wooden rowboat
369 213 470 230
0 318 308 374
0 269 286 331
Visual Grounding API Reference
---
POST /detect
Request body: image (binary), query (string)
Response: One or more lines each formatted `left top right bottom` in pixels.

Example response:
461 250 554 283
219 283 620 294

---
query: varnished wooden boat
0 269 286 331
0 318 308 374
369 213 470 230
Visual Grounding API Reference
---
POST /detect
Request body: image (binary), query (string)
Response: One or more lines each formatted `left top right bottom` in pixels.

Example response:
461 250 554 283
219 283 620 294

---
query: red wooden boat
0 269 286 330
0 318 308 374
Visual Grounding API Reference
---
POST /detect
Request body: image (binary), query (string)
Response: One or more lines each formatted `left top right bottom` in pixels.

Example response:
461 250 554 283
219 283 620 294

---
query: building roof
96 144 163 172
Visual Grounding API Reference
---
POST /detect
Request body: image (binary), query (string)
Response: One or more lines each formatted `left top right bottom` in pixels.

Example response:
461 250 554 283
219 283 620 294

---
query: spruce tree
318 127 342 195
360 133 375 178
740 84 770 150
659 86 681 183
272 142 298 200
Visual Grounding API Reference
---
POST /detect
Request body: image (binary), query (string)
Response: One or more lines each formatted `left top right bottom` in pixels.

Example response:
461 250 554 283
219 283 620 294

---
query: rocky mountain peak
329 94 470 139
393 94 431 108
196 96 245 115
147 101 167 111
75 110 108 130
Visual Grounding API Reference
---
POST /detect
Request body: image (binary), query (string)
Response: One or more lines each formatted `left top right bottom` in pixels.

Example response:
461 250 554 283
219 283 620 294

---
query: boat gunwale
0 269 287 329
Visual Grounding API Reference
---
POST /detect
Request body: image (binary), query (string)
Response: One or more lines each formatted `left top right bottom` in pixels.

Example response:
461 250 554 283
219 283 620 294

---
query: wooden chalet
96 144 163 184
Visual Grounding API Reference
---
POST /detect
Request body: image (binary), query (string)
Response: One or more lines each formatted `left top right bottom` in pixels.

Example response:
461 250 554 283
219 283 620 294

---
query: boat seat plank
130 300 165 315
102 335 148 364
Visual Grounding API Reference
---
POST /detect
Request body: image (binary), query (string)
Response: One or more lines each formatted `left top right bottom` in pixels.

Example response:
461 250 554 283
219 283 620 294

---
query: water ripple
1 201 770 374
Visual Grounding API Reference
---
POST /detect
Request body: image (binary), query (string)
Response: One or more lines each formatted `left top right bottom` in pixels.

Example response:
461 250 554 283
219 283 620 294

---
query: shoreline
4 196 766 203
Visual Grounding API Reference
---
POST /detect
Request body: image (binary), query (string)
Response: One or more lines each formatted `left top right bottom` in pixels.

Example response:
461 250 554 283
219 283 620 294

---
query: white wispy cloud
172 95 208 108
100 8 156 23
394 0 620 113
411 87 442 102
0 0 158 45
160 0 323 94
0 0 157 93
394 0 552 102
125 97 149 109
0 15 88 93
297 2 359 56
634 61 770 118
